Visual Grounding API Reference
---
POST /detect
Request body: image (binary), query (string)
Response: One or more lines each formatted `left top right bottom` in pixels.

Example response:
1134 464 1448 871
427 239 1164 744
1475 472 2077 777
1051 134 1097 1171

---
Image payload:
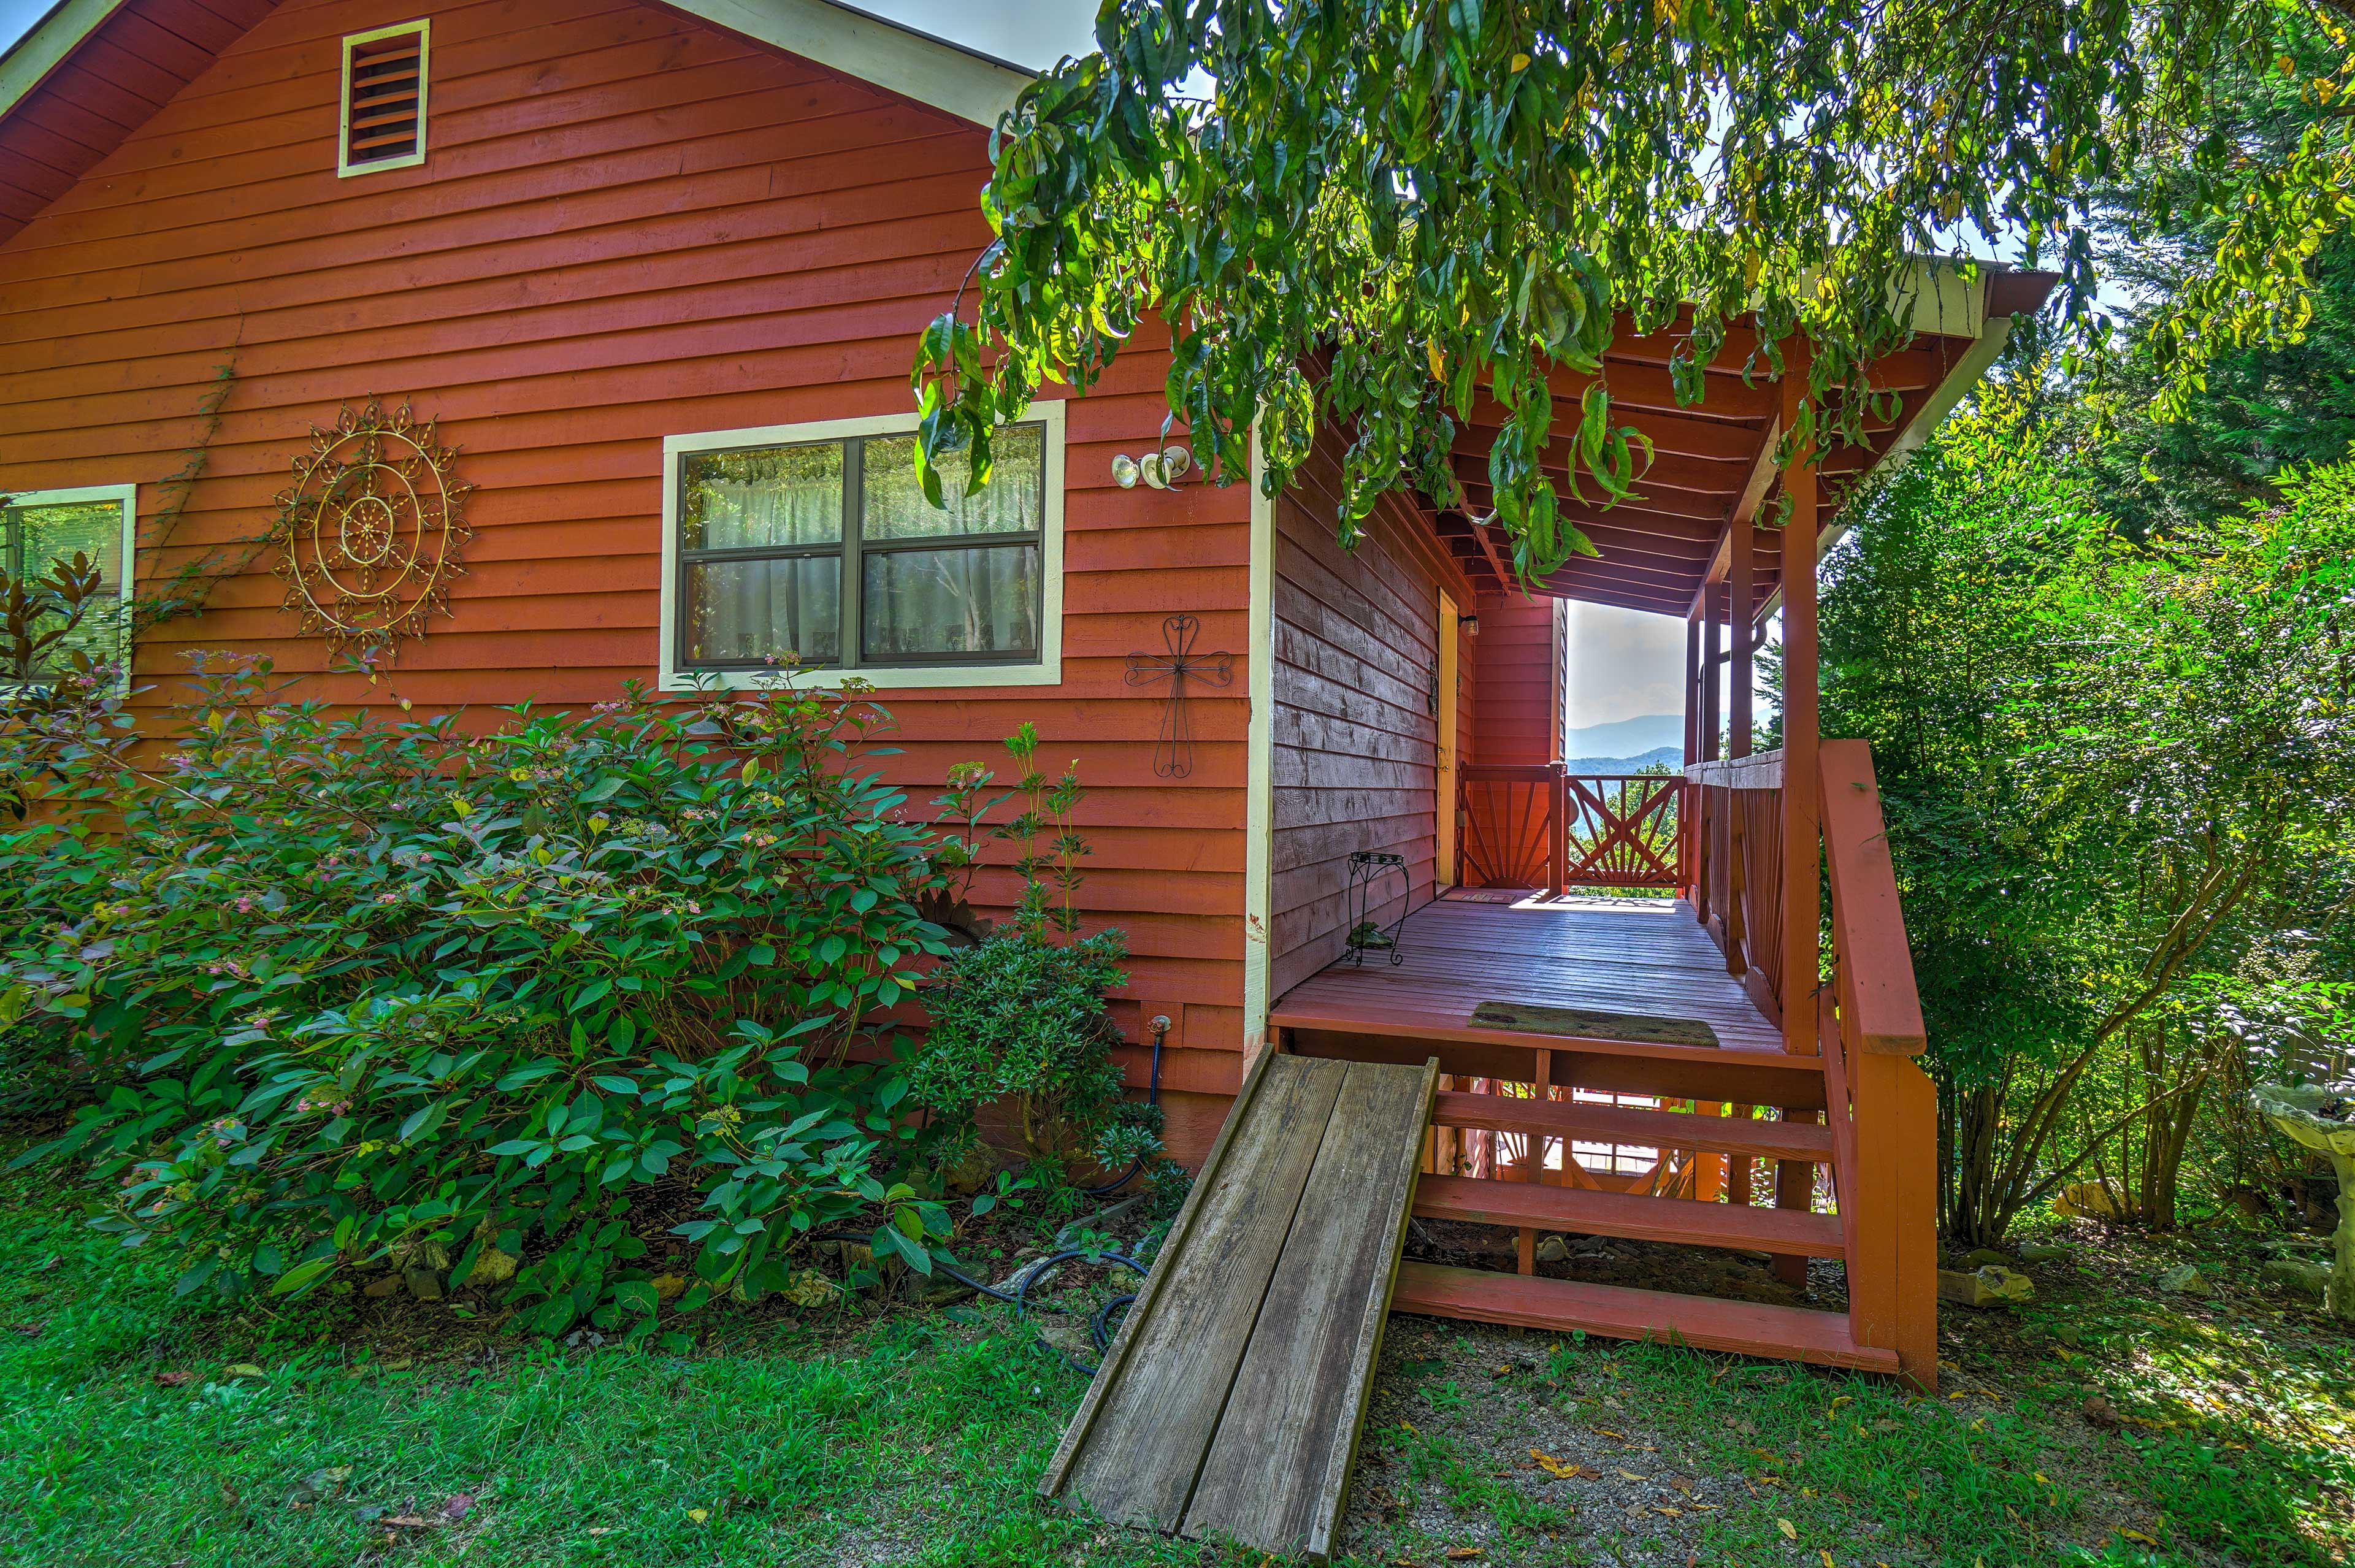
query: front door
1436 591 1460 887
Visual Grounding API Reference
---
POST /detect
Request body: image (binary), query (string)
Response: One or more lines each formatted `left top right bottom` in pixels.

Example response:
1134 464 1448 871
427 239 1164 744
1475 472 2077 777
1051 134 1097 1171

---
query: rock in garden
1937 1265 2034 1307
783 1269 842 1309
2258 1258 2331 1299
402 1268 445 1301
465 1247 519 1286
1536 1234 1568 1263
2018 1242 2074 1264
2156 1264 2213 1297
2053 1183 2120 1219
363 1274 404 1298
1964 1247 2014 1268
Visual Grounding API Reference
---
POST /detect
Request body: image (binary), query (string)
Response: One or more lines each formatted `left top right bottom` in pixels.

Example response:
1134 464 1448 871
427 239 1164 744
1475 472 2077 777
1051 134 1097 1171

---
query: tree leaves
912 0 2335 581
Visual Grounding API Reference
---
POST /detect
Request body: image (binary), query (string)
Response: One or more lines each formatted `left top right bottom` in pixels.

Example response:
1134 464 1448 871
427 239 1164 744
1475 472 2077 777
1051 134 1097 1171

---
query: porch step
1271 1005 1823 1076
1273 1008 1827 1110
1391 1263 1898 1374
1412 1174 1847 1258
1431 1092 1833 1164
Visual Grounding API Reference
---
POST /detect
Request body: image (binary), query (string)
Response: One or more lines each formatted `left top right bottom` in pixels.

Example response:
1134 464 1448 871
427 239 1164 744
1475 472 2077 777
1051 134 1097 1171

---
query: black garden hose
1079 1013 1170 1198
934 1247 1147 1376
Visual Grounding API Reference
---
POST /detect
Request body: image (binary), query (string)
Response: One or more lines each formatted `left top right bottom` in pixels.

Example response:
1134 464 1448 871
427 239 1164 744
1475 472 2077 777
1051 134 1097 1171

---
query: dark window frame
673 423 1047 674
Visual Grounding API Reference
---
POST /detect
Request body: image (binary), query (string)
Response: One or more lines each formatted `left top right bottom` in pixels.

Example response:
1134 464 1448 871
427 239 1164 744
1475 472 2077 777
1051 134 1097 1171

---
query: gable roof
0 0 1031 248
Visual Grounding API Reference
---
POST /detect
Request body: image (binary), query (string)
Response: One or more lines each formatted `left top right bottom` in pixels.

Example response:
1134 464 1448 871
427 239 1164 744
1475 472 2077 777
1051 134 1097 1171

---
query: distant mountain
1562 714 1683 759
1564 744 1681 775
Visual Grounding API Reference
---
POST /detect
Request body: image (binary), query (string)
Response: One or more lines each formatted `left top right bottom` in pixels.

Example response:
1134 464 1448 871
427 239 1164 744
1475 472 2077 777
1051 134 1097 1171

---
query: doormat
1471 1000 1720 1048
1441 887 1532 904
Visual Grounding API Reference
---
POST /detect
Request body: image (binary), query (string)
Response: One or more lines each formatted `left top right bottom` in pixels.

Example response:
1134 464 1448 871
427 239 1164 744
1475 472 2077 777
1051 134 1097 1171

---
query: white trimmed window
339 20 430 177
2 483 136 690
660 405 1065 690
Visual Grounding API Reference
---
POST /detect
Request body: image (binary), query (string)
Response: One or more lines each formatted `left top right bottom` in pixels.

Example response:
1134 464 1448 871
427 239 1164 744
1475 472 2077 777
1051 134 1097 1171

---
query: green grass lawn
1 1149 2348 1567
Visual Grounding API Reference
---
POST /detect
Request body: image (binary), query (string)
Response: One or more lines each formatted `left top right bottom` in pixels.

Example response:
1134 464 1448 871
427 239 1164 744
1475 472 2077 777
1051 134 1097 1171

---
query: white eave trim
671 0 1032 126
1 0 1032 134
0 0 128 118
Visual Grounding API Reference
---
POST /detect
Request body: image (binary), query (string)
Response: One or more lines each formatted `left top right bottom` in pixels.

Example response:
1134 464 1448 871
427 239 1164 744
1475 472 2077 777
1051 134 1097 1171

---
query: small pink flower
234 896 255 914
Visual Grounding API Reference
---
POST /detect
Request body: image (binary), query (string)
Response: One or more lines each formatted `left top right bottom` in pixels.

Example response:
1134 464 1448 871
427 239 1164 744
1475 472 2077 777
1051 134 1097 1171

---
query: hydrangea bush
1 656 967 1336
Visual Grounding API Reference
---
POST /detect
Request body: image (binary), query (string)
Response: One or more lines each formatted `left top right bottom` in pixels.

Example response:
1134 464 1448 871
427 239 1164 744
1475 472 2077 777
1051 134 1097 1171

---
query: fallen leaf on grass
1528 1450 1598 1480
1821 1553 1836 1568
1446 1550 1484 1560
153 1371 192 1387
1595 1426 1625 1438
1652 1505 1682 1517
287 1467 351 1505
1617 1469 1647 1482
440 1494 474 1522
1778 1518 1799 1541
225 1363 266 1380
383 1515 438 1529
2121 1529 2159 1546
686 1508 709 1523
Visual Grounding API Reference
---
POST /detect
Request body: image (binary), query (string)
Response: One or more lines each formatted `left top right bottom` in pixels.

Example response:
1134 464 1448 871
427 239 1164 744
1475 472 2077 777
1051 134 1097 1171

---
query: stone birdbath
2251 1082 2355 1319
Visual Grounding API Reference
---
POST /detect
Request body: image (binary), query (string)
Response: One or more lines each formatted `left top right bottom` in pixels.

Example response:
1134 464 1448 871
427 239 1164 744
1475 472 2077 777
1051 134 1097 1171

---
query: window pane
12 499 124 588
681 443 843 550
6 498 127 680
862 544 1039 662
684 557 841 665
862 424 1043 540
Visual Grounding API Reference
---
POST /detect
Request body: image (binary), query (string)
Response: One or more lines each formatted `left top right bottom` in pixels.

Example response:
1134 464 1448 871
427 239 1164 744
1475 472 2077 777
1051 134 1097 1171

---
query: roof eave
0 0 1036 136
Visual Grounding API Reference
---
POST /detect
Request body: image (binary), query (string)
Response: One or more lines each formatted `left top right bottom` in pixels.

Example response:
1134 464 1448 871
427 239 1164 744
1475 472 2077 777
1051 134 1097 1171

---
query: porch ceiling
1426 269 2057 618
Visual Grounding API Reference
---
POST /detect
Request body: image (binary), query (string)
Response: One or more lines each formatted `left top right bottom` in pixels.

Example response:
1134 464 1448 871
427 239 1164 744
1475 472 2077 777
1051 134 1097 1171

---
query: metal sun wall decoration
269 400 473 666
1125 612 1234 779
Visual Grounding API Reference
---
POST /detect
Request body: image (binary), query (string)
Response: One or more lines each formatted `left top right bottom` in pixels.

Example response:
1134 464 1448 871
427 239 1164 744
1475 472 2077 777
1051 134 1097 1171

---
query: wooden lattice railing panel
1564 774 1683 888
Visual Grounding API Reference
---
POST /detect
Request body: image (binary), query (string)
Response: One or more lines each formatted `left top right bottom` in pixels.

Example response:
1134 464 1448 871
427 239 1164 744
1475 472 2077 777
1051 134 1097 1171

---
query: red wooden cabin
0 0 2049 1391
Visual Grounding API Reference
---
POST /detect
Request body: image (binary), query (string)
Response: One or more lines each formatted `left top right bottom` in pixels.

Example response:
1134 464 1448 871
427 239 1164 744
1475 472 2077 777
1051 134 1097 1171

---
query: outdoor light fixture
1111 446 1193 489
1460 613 1480 637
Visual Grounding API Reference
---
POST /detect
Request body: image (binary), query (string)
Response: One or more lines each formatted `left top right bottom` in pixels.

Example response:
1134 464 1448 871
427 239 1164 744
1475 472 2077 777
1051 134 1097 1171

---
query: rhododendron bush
0 657 973 1337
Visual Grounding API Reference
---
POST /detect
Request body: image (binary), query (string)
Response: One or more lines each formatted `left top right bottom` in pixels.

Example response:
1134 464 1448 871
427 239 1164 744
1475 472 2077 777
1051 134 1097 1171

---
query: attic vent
339 20 429 177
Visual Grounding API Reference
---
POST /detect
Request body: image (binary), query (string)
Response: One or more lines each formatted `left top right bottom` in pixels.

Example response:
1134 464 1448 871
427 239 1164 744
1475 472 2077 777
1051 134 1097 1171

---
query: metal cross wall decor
1125 613 1234 779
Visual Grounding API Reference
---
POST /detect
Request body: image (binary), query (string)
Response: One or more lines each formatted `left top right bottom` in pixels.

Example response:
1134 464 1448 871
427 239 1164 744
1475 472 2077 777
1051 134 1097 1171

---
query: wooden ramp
1041 1050 1437 1562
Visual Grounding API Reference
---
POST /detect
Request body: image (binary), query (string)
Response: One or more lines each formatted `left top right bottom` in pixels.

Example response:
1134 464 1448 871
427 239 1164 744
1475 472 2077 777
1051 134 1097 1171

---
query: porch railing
1685 738 1937 1385
1457 764 1685 893
1818 738 1935 1382
1680 751 1785 1022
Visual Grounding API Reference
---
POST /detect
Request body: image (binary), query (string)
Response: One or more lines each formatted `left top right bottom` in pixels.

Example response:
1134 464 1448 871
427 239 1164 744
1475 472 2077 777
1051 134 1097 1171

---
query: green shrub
911 726 1162 1172
1 655 963 1334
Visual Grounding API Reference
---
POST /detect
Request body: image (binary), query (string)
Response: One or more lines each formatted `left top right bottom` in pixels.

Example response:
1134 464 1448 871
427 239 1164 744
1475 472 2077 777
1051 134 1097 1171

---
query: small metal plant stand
1341 851 1409 968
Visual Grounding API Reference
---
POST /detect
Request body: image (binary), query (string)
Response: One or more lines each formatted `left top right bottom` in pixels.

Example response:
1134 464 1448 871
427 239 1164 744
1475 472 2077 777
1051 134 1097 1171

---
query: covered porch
1249 270 2058 1390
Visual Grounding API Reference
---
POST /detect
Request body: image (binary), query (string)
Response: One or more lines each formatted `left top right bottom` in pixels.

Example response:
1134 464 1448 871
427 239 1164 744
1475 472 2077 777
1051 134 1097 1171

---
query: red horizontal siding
1268 426 1478 1000
0 0 1254 1162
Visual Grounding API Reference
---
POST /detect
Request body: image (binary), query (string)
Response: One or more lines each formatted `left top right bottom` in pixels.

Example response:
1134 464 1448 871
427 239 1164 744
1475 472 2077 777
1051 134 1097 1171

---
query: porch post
1700 586 1722 765
1682 603 1701 767
1778 356 1821 1058
1728 519 1753 761
1682 600 1703 910
1774 345 1824 1287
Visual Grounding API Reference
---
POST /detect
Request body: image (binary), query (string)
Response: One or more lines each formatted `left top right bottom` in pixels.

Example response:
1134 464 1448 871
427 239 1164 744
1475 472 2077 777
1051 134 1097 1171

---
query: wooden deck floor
1043 1051 1438 1562
1273 895 1783 1054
